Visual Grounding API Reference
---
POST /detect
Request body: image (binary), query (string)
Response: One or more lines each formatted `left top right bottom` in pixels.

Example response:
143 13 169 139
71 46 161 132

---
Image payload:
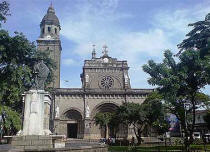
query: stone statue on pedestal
124 73 129 84
55 106 59 118
85 104 90 118
85 74 89 83
32 60 49 90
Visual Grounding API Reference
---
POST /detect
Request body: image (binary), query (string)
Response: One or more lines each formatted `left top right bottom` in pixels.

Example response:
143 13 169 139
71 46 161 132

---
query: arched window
55 28 57 34
42 28 45 34
48 27 51 32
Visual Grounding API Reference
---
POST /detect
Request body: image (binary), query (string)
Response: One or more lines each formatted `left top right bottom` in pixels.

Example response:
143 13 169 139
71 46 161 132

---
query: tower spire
92 44 96 59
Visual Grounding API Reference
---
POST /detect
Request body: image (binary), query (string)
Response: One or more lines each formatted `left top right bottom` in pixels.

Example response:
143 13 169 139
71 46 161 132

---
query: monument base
11 135 65 150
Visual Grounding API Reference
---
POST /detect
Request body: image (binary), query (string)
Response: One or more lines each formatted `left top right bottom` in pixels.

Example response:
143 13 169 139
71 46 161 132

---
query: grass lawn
108 145 210 151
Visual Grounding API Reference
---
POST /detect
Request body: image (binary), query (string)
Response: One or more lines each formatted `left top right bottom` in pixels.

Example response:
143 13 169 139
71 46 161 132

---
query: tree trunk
105 124 108 139
135 128 142 144
184 93 196 152
184 140 190 152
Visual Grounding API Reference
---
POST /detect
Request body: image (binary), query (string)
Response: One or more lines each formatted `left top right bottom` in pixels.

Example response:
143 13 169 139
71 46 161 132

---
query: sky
2 0 210 95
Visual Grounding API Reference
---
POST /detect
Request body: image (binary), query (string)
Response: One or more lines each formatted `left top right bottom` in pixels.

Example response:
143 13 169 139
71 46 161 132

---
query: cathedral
37 5 153 139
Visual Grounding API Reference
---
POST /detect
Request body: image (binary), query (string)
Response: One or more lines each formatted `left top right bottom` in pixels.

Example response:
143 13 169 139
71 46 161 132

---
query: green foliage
95 112 113 128
142 91 169 135
142 92 164 125
0 105 21 135
152 119 170 135
0 1 10 27
117 102 145 127
116 103 145 144
115 100 168 144
95 112 119 138
109 145 210 152
0 30 55 112
144 91 163 103
195 92 210 106
0 1 56 136
143 49 210 151
177 13 210 55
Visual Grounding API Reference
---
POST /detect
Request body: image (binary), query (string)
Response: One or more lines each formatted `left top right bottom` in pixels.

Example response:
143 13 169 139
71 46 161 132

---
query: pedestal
11 90 66 150
11 135 53 150
22 90 51 135
84 118 91 139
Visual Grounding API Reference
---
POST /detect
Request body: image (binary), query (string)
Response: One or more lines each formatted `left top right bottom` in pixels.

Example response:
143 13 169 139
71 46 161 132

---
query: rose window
101 76 114 89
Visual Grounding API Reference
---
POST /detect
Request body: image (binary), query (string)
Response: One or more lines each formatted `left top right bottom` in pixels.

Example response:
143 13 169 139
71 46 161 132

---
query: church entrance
67 123 78 138
92 103 128 139
63 109 83 138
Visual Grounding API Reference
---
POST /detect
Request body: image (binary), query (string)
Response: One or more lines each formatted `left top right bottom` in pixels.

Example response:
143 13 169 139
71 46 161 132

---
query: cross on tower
92 44 96 59
102 45 108 55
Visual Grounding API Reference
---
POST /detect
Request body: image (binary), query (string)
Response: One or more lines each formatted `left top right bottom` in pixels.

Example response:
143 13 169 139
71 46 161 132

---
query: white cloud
59 0 210 93
62 58 75 66
154 4 210 39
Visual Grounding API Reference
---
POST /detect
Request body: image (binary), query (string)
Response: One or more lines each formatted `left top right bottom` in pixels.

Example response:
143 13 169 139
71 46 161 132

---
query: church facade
37 5 153 139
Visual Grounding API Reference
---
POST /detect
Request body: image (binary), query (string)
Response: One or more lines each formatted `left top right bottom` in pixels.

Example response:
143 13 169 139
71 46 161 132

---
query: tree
94 112 113 139
0 30 55 112
108 112 121 138
143 50 210 151
0 105 21 136
0 1 55 136
142 91 163 126
116 102 146 144
178 13 210 56
178 15 210 51
0 1 10 27
142 92 169 136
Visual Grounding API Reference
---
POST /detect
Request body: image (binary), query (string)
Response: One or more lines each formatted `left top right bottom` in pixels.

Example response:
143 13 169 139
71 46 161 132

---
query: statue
85 104 90 118
124 73 129 84
85 74 89 83
32 60 49 90
55 106 59 118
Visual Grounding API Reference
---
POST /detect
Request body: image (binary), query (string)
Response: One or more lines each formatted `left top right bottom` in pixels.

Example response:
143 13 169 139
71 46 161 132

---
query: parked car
193 132 201 139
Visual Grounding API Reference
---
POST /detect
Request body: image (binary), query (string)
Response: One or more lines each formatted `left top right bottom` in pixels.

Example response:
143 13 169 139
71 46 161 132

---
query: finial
50 1 53 7
92 44 96 59
47 1 55 14
92 44 96 51
102 45 108 56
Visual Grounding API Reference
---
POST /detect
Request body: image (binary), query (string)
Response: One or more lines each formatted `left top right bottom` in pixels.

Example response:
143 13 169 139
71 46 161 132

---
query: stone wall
53 91 149 139
11 135 53 150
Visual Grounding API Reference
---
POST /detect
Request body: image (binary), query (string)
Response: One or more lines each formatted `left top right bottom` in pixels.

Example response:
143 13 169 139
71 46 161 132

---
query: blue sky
2 0 210 95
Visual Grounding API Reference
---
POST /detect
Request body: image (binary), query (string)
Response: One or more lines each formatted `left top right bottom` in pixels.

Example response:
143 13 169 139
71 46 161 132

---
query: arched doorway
91 102 128 139
63 109 83 138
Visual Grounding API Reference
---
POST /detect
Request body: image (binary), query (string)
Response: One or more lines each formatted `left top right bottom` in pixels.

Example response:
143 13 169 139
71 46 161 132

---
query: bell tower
37 4 61 88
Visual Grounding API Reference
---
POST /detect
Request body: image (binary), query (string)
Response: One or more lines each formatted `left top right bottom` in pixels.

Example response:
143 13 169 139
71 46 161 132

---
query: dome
41 6 60 28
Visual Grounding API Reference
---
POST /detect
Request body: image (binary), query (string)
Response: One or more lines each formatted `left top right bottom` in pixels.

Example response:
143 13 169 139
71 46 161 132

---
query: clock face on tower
100 76 114 89
103 58 109 63
46 35 52 39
